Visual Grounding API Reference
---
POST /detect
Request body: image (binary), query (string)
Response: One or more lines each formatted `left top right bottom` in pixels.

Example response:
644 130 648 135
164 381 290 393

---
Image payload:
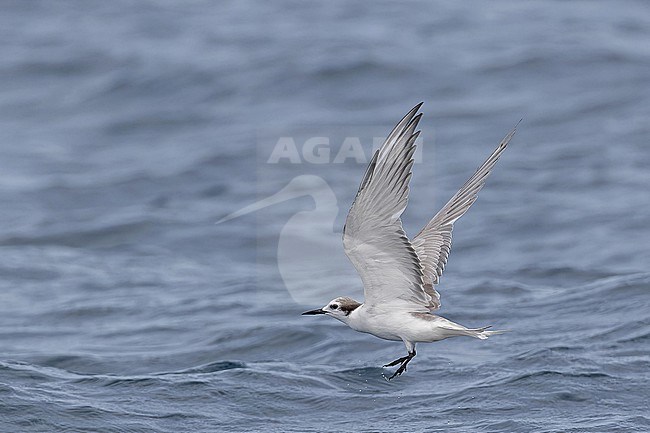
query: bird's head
302 297 362 323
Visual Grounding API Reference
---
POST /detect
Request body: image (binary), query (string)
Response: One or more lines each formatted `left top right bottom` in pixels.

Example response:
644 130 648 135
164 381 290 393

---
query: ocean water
1 1 649 432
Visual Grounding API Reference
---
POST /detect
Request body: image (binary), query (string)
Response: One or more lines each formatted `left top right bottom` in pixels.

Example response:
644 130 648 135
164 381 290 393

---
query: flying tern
303 103 517 379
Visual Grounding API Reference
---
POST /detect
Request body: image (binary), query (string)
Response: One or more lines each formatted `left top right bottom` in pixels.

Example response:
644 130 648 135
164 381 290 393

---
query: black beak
301 308 326 315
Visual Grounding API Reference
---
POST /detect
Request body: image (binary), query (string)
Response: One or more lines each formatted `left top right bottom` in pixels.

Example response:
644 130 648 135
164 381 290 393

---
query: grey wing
412 124 518 310
343 103 434 313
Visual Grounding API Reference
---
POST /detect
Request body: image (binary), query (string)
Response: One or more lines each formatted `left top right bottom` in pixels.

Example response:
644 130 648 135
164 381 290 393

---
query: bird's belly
400 322 449 343
352 310 458 343
351 314 403 341
400 314 465 343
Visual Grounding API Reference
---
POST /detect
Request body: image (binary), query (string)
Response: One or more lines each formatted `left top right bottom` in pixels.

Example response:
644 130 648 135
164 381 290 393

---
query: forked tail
467 326 507 340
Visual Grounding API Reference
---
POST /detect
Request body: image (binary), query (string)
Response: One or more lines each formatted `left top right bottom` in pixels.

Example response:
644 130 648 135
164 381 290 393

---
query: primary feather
343 103 518 312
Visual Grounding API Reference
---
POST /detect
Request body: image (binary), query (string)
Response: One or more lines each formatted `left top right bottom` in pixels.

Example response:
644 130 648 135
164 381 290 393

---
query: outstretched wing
412 124 518 310
343 103 434 313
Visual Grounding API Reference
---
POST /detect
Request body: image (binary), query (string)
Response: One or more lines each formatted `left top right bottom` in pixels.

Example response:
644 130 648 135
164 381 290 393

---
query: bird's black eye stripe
330 304 339 310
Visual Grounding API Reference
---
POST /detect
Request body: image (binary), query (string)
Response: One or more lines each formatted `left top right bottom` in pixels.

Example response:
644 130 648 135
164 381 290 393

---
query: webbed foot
384 349 416 380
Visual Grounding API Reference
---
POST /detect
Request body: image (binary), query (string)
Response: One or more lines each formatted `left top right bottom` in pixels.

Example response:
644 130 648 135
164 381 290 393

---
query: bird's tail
465 326 507 340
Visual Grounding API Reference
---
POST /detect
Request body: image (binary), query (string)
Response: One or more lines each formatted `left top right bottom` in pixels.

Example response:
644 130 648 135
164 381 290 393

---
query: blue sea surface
1 1 649 432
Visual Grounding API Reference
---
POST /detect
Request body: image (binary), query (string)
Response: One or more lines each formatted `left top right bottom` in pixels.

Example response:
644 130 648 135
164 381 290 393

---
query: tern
303 103 517 379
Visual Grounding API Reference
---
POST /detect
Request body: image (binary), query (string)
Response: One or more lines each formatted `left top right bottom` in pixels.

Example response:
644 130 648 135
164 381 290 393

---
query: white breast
346 305 406 342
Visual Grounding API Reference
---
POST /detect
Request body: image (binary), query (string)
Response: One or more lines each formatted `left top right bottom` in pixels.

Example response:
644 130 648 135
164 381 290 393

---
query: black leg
387 349 416 380
383 355 410 367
